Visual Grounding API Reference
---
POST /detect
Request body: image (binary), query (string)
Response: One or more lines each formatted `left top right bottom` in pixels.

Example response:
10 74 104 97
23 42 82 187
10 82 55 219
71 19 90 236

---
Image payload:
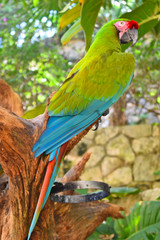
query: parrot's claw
102 109 109 116
93 109 109 131
93 119 101 131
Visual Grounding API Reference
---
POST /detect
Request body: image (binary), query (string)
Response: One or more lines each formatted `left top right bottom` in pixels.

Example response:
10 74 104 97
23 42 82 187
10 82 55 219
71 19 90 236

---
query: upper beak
120 28 138 46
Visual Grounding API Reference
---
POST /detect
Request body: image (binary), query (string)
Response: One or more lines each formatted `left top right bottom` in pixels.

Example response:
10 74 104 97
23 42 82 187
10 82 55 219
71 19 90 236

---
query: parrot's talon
93 120 101 131
102 109 109 116
93 110 109 131
51 182 65 194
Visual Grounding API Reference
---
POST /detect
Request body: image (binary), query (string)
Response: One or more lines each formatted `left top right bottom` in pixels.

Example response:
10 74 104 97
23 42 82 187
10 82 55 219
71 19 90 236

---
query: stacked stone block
68 124 160 189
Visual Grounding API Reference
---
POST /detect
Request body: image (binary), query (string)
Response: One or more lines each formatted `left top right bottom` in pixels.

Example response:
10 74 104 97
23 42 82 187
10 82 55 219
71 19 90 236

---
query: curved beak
120 28 138 46
129 28 138 46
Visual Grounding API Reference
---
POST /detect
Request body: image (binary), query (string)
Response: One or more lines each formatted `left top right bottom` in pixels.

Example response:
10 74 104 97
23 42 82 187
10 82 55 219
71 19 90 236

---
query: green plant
87 217 119 240
115 201 160 240
89 201 160 239
110 187 139 198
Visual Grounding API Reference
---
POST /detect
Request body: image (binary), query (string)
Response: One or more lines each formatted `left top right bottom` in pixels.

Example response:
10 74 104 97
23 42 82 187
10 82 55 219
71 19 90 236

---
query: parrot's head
114 20 139 46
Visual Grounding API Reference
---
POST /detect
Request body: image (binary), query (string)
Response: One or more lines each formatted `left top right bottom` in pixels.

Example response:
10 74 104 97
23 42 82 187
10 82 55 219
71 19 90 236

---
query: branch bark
110 94 127 126
0 107 123 240
0 79 24 116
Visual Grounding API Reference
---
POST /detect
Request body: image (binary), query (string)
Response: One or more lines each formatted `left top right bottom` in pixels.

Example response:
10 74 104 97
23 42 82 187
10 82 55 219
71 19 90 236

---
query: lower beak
120 28 138 46
129 28 138 46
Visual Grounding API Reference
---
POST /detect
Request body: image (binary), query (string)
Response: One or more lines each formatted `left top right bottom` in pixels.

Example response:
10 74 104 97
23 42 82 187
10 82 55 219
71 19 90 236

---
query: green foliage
22 103 47 119
121 1 160 51
110 187 139 198
61 19 82 45
154 170 160 177
0 2 73 109
75 186 139 199
60 3 81 30
122 1 160 39
0 0 159 113
89 201 160 240
115 201 160 240
81 0 104 50
59 0 160 51
87 217 119 240
131 35 160 113
2 1 160 51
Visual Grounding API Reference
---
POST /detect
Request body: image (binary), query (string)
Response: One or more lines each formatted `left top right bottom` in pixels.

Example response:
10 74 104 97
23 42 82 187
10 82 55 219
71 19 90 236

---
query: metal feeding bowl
50 181 111 203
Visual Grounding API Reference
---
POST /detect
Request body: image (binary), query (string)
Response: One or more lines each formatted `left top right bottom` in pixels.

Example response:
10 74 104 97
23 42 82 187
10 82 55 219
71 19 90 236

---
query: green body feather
48 19 135 115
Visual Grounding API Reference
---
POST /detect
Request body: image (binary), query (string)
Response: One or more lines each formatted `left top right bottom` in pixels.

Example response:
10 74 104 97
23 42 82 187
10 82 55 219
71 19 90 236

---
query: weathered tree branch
0 106 123 240
0 79 24 116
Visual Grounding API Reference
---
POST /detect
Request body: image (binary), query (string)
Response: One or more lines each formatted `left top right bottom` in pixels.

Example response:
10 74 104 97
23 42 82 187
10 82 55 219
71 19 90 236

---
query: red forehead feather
128 20 139 29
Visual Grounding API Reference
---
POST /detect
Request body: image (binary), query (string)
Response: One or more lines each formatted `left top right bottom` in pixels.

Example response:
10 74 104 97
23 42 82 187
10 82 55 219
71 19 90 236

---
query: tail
27 142 68 240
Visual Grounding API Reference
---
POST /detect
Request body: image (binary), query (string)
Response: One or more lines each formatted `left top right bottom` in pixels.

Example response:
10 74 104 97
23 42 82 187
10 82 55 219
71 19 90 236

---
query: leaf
22 103 47 119
75 189 88 194
121 1 160 51
154 21 160 36
61 19 82 45
110 187 139 197
114 201 160 240
22 0 27 8
87 217 119 240
59 0 79 13
157 97 160 104
81 0 104 51
44 0 62 11
154 170 160 176
60 3 81 30
33 0 39 7
146 232 158 240
79 0 84 4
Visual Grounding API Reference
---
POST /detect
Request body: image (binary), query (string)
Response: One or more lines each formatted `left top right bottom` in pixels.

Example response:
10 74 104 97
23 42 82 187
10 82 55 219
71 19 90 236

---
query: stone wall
68 124 160 189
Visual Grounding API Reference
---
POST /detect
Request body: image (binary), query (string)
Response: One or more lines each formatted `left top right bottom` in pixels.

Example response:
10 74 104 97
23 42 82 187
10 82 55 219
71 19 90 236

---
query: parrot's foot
93 109 109 131
102 109 109 116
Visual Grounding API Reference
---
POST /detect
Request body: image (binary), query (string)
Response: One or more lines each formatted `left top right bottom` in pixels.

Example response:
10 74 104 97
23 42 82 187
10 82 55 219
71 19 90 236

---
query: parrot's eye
119 21 125 26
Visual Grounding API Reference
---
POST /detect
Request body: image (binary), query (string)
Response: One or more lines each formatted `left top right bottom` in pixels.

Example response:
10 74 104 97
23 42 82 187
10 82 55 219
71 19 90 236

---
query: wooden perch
0 106 123 240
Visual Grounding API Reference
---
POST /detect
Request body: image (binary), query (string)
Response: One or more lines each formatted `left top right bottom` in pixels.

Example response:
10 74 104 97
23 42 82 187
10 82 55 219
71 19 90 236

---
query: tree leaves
121 1 160 51
89 201 160 239
110 187 139 197
22 103 47 119
87 217 119 240
61 19 82 45
60 0 104 49
115 201 160 240
121 1 160 39
60 0 160 53
33 0 39 7
81 0 104 50
60 3 81 30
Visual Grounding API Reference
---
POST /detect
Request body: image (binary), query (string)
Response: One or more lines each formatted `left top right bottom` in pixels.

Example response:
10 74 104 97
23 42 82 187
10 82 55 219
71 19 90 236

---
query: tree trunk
110 94 127 126
0 79 24 117
0 106 123 240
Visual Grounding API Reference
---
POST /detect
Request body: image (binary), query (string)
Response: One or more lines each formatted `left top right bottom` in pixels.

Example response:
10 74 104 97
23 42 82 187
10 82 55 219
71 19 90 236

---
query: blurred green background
0 0 159 124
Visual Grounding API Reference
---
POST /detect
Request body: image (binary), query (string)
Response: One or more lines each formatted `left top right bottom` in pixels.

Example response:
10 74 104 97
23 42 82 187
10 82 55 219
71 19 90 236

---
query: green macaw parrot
27 18 139 239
